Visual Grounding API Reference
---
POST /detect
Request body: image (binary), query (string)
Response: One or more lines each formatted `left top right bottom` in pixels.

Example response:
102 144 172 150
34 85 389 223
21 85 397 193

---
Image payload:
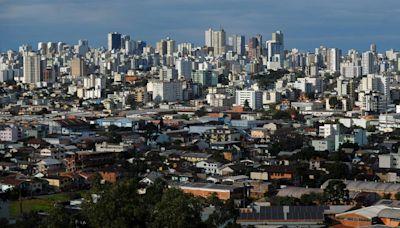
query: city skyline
1 0 400 52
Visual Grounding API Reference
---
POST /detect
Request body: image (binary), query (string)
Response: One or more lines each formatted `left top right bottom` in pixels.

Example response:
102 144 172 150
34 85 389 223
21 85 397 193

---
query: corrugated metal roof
238 206 325 222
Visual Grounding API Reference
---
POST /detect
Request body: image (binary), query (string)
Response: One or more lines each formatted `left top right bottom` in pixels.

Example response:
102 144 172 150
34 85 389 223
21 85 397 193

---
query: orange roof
125 75 141 82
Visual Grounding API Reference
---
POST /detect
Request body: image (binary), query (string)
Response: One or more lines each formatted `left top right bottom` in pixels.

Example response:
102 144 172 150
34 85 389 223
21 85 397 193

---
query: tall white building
79 74 106 99
205 28 213 47
228 35 245 56
160 67 178 81
294 77 324 94
147 80 183 102
175 58 192 80
166 39 176 56
340 61 362 78
204 28 226 56
359 91 387 113
235 90 263 110
177 43 192 55
327 48 341 73
362 51 376 75
359 74 389 97
319 124 340 138
337 77 355 97
23 52 41 84
0 125 19 142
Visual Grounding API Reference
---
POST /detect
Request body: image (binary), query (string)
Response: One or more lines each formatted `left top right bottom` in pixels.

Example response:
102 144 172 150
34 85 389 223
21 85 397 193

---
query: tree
83 180 148 228
328 97 339 110
126 94 136 108
243 99 251 111
300 192 324 205
273 196 298 206
323 180 349 205
144 178 166 206
39 205 79 228
195 107 207 117
271 110 291 120
181 114 190 120
15 212 42 228
150 188 204 228
326 162 349 179
206 194 239 227
395 192 400 200
218 74 229 85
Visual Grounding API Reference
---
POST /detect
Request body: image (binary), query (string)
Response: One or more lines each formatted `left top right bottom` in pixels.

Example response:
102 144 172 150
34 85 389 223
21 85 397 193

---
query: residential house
196 160 222 175
177 182 245 200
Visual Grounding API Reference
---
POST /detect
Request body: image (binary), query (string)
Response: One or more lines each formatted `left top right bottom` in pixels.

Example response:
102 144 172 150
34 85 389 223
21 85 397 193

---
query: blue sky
0 0 399 52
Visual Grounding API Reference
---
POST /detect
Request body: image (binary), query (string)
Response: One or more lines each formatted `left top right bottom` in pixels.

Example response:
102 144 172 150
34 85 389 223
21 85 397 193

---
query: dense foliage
5 179 239 228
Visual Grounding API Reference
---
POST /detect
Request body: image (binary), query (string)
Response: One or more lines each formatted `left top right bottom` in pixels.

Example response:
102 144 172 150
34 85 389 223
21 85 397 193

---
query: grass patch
9 192 73 218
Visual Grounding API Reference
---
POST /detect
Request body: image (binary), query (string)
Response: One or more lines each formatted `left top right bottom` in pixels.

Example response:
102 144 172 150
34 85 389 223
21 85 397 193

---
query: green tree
150 188 204 228
326 162 349 179
300 192 324 205
218 74 229 85
206 194 239 227
243 99 251 111
395 192 400 200
271 110 291 120
39 205 79 228
323 180 349 205
274 196 298 206
15 212 42 228
328 97 338 110
195 107 207 117
83 180 148 228
383 193 392 199
126 94 136 108
144 178 166 206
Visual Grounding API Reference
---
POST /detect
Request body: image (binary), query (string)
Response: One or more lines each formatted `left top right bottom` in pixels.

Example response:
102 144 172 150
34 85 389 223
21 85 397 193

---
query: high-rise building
205 28 213 47
136 41 146 54
177 43 193 56
337 77 355 97
156 38 175 56
204 28 226 55
160 66 178 81
107 32 122 51
121 35 130 50
166 39 176 56
266 31 284 68
362 51 376 75
71 57 88 77
327 48 341 73
235 89 263 110
370 43 377 54
191 70 218 87
228 35 245 56
47 42 57 55
42 65 59 83
248 36 262 59
23 52 41 84
57 42 65 54
75 39 89 56
37 42 47 55
175 58 192 80
212 29 226 56
147 80 183 102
